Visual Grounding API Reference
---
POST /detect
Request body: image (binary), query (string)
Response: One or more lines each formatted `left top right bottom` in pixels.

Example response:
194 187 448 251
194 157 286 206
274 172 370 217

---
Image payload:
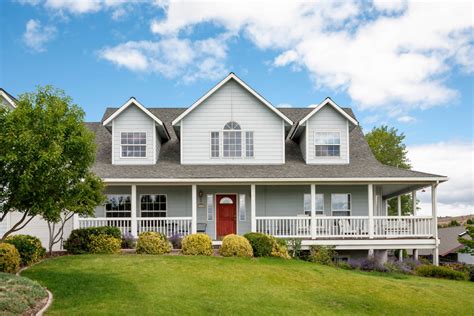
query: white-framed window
331 193 351 216
140 194 167 217
105 195 131 218
210 132 220 158
303 194 324 216
315 131 340 157
207 194 214 221
121 132 146 158
245 131 254 158
239 194 246 221
210 121 255 159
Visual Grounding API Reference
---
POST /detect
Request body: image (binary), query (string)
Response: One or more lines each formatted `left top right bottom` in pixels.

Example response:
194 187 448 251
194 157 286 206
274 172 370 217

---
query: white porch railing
255 216 433 239
373 216 433 238
78 218 132 235
255 216 311 238
137 217 192 237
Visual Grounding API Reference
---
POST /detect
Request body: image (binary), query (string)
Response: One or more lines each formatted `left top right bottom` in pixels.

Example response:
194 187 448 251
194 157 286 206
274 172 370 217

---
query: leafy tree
458 226 474 255
0 86 105 253
365 125 415 215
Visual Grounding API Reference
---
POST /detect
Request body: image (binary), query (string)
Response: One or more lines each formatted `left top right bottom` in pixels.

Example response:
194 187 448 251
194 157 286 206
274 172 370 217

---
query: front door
216 194 237 239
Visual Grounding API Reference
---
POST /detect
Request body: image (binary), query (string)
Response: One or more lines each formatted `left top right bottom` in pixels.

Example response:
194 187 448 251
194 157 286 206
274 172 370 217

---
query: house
0 75 447 264
420 226 473 264
0 88 17 110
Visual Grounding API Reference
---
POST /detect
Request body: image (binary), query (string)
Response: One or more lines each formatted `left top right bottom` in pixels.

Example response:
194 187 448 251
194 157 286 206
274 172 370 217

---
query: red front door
216 194 237 239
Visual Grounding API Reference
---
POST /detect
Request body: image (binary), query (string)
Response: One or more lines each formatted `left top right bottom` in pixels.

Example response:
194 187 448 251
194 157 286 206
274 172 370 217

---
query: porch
74 182 439 243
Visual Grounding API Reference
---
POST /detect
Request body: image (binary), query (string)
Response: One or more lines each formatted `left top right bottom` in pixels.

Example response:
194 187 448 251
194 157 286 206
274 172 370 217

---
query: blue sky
0 0 473 216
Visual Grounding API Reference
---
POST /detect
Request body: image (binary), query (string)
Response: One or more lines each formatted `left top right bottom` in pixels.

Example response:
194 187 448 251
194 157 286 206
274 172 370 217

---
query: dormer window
121 132 146 158
210 121 254 159
315 131 340 157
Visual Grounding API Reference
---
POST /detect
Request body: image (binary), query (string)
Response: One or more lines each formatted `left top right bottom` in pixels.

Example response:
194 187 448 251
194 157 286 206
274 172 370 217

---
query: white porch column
72 214 79 230
251 184 256 232
399 249 404 262
397 195 402 216
191 184 197 234
412 191 417 216
413 249 419 261
310 184 316 239
432 183 439 266
131 184 137 238
368 184 374 239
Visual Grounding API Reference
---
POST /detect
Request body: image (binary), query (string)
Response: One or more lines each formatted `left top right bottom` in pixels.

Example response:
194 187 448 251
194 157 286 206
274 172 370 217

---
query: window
211 132 220 158
207 194 214 221
219 197 233 204
245 131 254 158
303 194 324 216
105 195 131 218
223 121 242 158
315 132 340 157
140 194 167 217
121 132 146 158
331 193 351 216
239 194 246 221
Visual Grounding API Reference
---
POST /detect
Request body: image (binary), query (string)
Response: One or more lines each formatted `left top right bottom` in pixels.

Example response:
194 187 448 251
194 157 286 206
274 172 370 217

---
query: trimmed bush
308 246 336 266
89 235 121 254
219 234 253 257
64 226 122 254
243 233 274 257
181 233 213 256
415 265 468 281
5 235 45 266
136 232 171 255
271 238 290 259
0 243 21 273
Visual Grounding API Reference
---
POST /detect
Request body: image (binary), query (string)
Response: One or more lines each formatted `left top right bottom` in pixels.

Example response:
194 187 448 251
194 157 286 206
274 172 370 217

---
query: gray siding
181 79 285 164
112 105 156 165
306 106 349 164
299 130 306 161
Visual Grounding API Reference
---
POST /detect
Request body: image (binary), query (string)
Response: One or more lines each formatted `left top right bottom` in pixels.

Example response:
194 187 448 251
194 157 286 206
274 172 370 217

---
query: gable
0 89 16 109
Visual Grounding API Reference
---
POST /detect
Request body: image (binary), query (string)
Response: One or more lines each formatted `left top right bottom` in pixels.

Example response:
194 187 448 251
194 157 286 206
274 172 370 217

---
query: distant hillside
438 215 474 227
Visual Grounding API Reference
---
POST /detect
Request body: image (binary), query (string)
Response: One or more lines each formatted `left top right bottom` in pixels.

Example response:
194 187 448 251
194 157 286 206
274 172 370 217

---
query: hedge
64 226 122 254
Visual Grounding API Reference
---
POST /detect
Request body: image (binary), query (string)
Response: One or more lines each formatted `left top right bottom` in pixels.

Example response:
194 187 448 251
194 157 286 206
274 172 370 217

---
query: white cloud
397 115 416 123
148 0 472 114
98 36 228 82
23 19 57 52
408 141 474 216
19 0 138 15
277 103 293 108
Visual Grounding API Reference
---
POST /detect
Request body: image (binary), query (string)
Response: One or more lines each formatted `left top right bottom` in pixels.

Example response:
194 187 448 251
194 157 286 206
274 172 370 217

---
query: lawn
22 255 474 315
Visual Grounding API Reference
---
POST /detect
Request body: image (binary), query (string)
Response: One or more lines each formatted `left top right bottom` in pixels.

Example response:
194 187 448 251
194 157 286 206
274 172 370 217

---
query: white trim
0 90 16 108
171 73 293 126
368 184 374 239
214 193 238 239
331 193 352 215
138 193 167 217
298 98 358 127
191 184 197 233
251 184 256 232
103 97 164 127
131 186 137 237
102 177 448 184
119 131 148 159
209 131 220 158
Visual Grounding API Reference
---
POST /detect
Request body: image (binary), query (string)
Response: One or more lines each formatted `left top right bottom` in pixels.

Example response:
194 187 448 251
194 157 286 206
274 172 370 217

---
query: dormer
103 97 169 165
290 98 358 165
172 73 293 165
0 88 17 109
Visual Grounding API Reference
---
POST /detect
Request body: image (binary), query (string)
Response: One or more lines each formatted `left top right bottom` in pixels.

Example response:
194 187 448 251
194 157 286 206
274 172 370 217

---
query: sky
0 0 473 217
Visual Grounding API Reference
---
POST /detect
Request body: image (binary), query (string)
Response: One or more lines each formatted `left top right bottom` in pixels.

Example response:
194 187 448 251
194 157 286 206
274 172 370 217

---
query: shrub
181 233 213 256
169 234 183 249
336 261 352 270
89 235 121 254
287 238 302 259
136 232 171 255
348 258 387 272
219 234 253 257
308 246 337 266
121 233 136 249
5 235 45 266
64 226 122 254
469 265 474 282
271 238 290 259
415 265 468 281
0 243 21 273
243 233 274 257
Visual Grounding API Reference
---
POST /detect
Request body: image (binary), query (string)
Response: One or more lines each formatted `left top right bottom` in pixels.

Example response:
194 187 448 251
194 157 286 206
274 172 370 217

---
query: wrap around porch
74 182 439 242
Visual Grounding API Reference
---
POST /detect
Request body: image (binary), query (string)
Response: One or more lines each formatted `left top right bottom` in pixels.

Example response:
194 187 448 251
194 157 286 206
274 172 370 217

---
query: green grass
22 255 474 315
0 272 48 315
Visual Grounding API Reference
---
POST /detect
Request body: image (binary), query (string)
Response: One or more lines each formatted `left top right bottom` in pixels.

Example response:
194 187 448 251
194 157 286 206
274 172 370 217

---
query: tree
0 86 105 252
365 125 415 215
458 226 474 255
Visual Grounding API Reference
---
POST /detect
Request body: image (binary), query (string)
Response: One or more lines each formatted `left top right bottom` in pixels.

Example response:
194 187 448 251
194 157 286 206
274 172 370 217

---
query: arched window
219 197 234 204
223 121 242 157
224 121 241 130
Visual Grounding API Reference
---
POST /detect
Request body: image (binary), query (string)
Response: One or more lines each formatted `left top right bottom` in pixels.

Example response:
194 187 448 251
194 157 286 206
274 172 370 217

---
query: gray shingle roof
87 107 445 180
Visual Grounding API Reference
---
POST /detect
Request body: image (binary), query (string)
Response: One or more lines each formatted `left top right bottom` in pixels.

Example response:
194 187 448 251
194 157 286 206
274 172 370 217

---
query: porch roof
87 107 446 182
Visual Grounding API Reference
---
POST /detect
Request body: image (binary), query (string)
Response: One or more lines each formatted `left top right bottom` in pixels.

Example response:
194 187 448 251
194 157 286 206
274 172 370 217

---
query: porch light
198 190 205 208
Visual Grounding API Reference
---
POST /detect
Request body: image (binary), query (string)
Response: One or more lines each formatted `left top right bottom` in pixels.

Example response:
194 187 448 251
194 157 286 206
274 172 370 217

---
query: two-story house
1 75 447 264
